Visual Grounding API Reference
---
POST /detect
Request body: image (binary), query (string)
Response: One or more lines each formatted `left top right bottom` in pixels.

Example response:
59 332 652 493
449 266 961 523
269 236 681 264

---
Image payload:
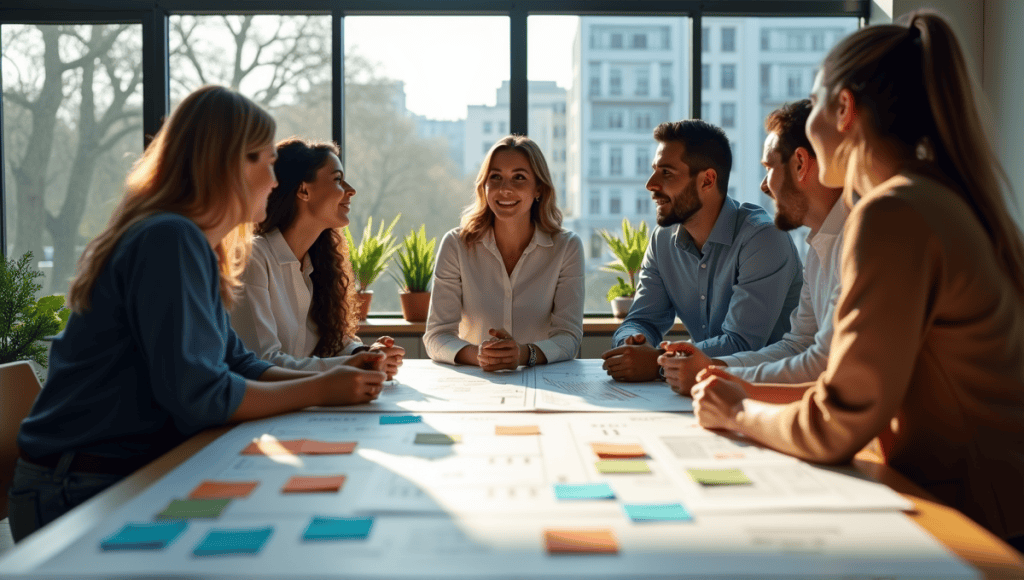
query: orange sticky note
495 425 541 436
241 438 307 456
591 442 647 459
281 475 347 493
544 528 619 554
188 480 259 499
300 440 357 455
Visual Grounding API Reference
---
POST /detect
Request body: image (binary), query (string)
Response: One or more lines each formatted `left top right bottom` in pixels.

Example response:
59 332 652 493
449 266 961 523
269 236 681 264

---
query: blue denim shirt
612 197 803 357
18 213 272 461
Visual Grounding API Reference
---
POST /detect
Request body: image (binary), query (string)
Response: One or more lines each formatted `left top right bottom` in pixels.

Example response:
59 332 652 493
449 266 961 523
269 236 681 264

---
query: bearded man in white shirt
659 99 845 392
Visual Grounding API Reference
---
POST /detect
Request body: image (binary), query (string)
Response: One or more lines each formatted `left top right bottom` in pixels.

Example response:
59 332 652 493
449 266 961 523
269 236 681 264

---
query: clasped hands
344 336 405 380
659 340 749 431
476 328 524 372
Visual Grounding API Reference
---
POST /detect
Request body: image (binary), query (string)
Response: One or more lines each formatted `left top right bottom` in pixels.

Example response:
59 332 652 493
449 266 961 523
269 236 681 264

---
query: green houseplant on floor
599 218 650 318
391 225 437 322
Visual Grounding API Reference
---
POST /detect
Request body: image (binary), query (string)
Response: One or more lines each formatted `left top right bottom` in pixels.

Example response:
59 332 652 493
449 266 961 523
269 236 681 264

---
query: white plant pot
611 296 633 319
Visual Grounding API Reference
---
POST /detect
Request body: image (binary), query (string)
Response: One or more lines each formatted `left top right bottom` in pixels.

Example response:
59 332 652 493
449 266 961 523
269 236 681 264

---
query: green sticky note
687 468 752 486
595 459 651 474
157 498 231 519
414 433 462 445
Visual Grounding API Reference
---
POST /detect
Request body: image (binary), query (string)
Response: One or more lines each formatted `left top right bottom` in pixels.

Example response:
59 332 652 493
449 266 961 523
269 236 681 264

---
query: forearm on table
230 374 326 422
258 366 319 381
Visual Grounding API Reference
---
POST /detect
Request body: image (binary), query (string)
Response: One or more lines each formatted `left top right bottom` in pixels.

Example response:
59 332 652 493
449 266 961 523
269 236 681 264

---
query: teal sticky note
100 521 188 551
553 482 616 500
380 415 422 425
623 503 693 522
193 526 274 557
303 516 374 541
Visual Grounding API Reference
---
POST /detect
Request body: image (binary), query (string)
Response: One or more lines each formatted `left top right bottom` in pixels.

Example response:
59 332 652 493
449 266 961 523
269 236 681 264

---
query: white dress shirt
231 229 362 370
715 199 849 383
423 226 585 364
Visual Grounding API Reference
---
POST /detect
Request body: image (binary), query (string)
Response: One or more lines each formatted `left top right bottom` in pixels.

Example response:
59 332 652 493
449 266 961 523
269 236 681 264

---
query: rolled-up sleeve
124 221 249 435
534 232 584 362
424 231 472 363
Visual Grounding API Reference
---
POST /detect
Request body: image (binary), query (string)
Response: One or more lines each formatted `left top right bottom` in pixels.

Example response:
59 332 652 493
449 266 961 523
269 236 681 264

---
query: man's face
760 132 809 231
646 141 702 228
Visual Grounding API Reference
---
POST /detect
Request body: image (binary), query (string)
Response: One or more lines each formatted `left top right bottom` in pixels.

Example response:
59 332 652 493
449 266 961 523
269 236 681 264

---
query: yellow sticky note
595 460 651 474
495 425 541 436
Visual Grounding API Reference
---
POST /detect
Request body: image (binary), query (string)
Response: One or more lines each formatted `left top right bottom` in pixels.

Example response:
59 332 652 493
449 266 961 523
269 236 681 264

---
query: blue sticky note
553 482 616 500
623 503 693 522
100 521 188 551
193 526 274 557
380 415 422 425
303 516 374 541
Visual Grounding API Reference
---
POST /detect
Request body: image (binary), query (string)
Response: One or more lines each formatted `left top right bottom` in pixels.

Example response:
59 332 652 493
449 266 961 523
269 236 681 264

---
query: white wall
872 1 1024 228
983 1 1024 227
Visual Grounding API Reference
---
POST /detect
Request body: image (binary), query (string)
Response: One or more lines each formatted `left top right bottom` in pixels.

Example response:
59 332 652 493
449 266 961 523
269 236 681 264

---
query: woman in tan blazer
677 11 1024 543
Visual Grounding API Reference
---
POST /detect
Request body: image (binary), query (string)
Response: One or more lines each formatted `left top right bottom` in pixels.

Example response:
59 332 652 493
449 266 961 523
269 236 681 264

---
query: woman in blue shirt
8 86 386 542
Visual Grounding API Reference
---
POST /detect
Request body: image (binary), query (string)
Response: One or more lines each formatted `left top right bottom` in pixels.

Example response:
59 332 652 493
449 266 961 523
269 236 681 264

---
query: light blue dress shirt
612 197 803 358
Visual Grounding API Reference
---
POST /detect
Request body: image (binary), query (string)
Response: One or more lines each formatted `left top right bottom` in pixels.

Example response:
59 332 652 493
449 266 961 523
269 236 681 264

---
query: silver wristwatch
526 344 538 367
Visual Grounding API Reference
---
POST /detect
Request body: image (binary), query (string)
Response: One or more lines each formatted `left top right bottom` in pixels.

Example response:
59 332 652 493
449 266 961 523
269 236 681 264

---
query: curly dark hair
257 138 360 357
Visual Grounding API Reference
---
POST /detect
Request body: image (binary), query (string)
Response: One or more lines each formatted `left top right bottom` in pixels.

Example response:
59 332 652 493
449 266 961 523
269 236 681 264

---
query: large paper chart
0 412 975 580
326 359 693 413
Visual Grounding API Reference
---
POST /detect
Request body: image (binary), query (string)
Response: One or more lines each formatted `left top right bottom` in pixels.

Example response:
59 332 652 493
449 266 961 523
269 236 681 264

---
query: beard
772 166 809 232
656 179 702 228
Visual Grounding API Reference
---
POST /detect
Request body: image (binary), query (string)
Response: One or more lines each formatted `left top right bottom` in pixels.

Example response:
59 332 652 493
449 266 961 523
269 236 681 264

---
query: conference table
0 360 1021 579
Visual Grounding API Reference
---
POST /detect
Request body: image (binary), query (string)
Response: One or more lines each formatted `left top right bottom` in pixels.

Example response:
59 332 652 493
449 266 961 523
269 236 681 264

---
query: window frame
0 1 868 319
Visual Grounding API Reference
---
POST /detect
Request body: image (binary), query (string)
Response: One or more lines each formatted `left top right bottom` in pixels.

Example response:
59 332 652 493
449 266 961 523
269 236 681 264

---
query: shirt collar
807 196 850 245
705 195 740 247
265 228 313 272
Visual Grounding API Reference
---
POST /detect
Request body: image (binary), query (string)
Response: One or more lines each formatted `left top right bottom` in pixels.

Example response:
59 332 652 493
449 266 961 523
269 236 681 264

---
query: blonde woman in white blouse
424 135 584 370
232 138 404 378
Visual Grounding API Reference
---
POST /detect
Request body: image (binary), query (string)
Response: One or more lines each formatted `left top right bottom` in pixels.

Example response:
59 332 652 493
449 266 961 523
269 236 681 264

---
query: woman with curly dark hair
232 138 404 379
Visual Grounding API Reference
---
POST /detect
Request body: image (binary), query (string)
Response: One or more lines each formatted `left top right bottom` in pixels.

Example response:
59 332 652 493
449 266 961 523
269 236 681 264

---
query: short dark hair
653 119 732 195
764 100 813 162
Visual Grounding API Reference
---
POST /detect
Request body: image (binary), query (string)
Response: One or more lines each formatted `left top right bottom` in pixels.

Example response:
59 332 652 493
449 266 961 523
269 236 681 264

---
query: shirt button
700 263 706 269
700 295 706 300
702 325 706 329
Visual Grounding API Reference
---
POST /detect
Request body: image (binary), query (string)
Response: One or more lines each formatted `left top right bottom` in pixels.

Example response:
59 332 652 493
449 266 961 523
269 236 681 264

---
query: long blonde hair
68 85 276 311
460 135 563 245
821 10 1024 293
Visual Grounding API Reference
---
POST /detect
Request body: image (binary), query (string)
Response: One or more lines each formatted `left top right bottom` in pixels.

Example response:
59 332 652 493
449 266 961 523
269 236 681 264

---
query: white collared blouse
423 226 585 364
231 229 363 370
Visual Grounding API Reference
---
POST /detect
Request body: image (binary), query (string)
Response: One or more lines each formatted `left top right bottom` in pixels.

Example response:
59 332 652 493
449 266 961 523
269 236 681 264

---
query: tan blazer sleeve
745 195 935 463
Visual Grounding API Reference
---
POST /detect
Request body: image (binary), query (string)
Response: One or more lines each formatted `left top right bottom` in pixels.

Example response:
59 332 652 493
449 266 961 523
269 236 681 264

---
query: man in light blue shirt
602 119 802 382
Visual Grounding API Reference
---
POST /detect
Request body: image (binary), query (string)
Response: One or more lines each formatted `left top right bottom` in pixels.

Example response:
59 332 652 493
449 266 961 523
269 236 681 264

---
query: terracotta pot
611 296 633 319
399 291 431 322
356 291 373 320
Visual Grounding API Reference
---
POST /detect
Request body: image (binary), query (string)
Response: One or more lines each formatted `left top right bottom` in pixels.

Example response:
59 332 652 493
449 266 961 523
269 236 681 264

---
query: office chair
0 361 42 521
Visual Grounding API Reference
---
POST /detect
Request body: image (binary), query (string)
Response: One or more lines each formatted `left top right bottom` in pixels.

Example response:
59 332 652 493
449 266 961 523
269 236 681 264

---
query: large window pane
169 15 332 142
345 16 505 314
704 16 858 258
531 16 690 315
2 24 143 297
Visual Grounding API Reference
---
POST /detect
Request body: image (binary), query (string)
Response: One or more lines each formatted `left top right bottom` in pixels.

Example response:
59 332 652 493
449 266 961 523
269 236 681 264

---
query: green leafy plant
1 252 70 367
343 214 402 293
599 218 650 302
391 225 437 293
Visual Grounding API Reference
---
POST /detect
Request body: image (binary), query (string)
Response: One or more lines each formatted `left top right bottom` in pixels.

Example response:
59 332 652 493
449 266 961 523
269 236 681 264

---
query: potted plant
1 251 70 370
598 218 650 318
343 215 402 320
391 225 437 322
